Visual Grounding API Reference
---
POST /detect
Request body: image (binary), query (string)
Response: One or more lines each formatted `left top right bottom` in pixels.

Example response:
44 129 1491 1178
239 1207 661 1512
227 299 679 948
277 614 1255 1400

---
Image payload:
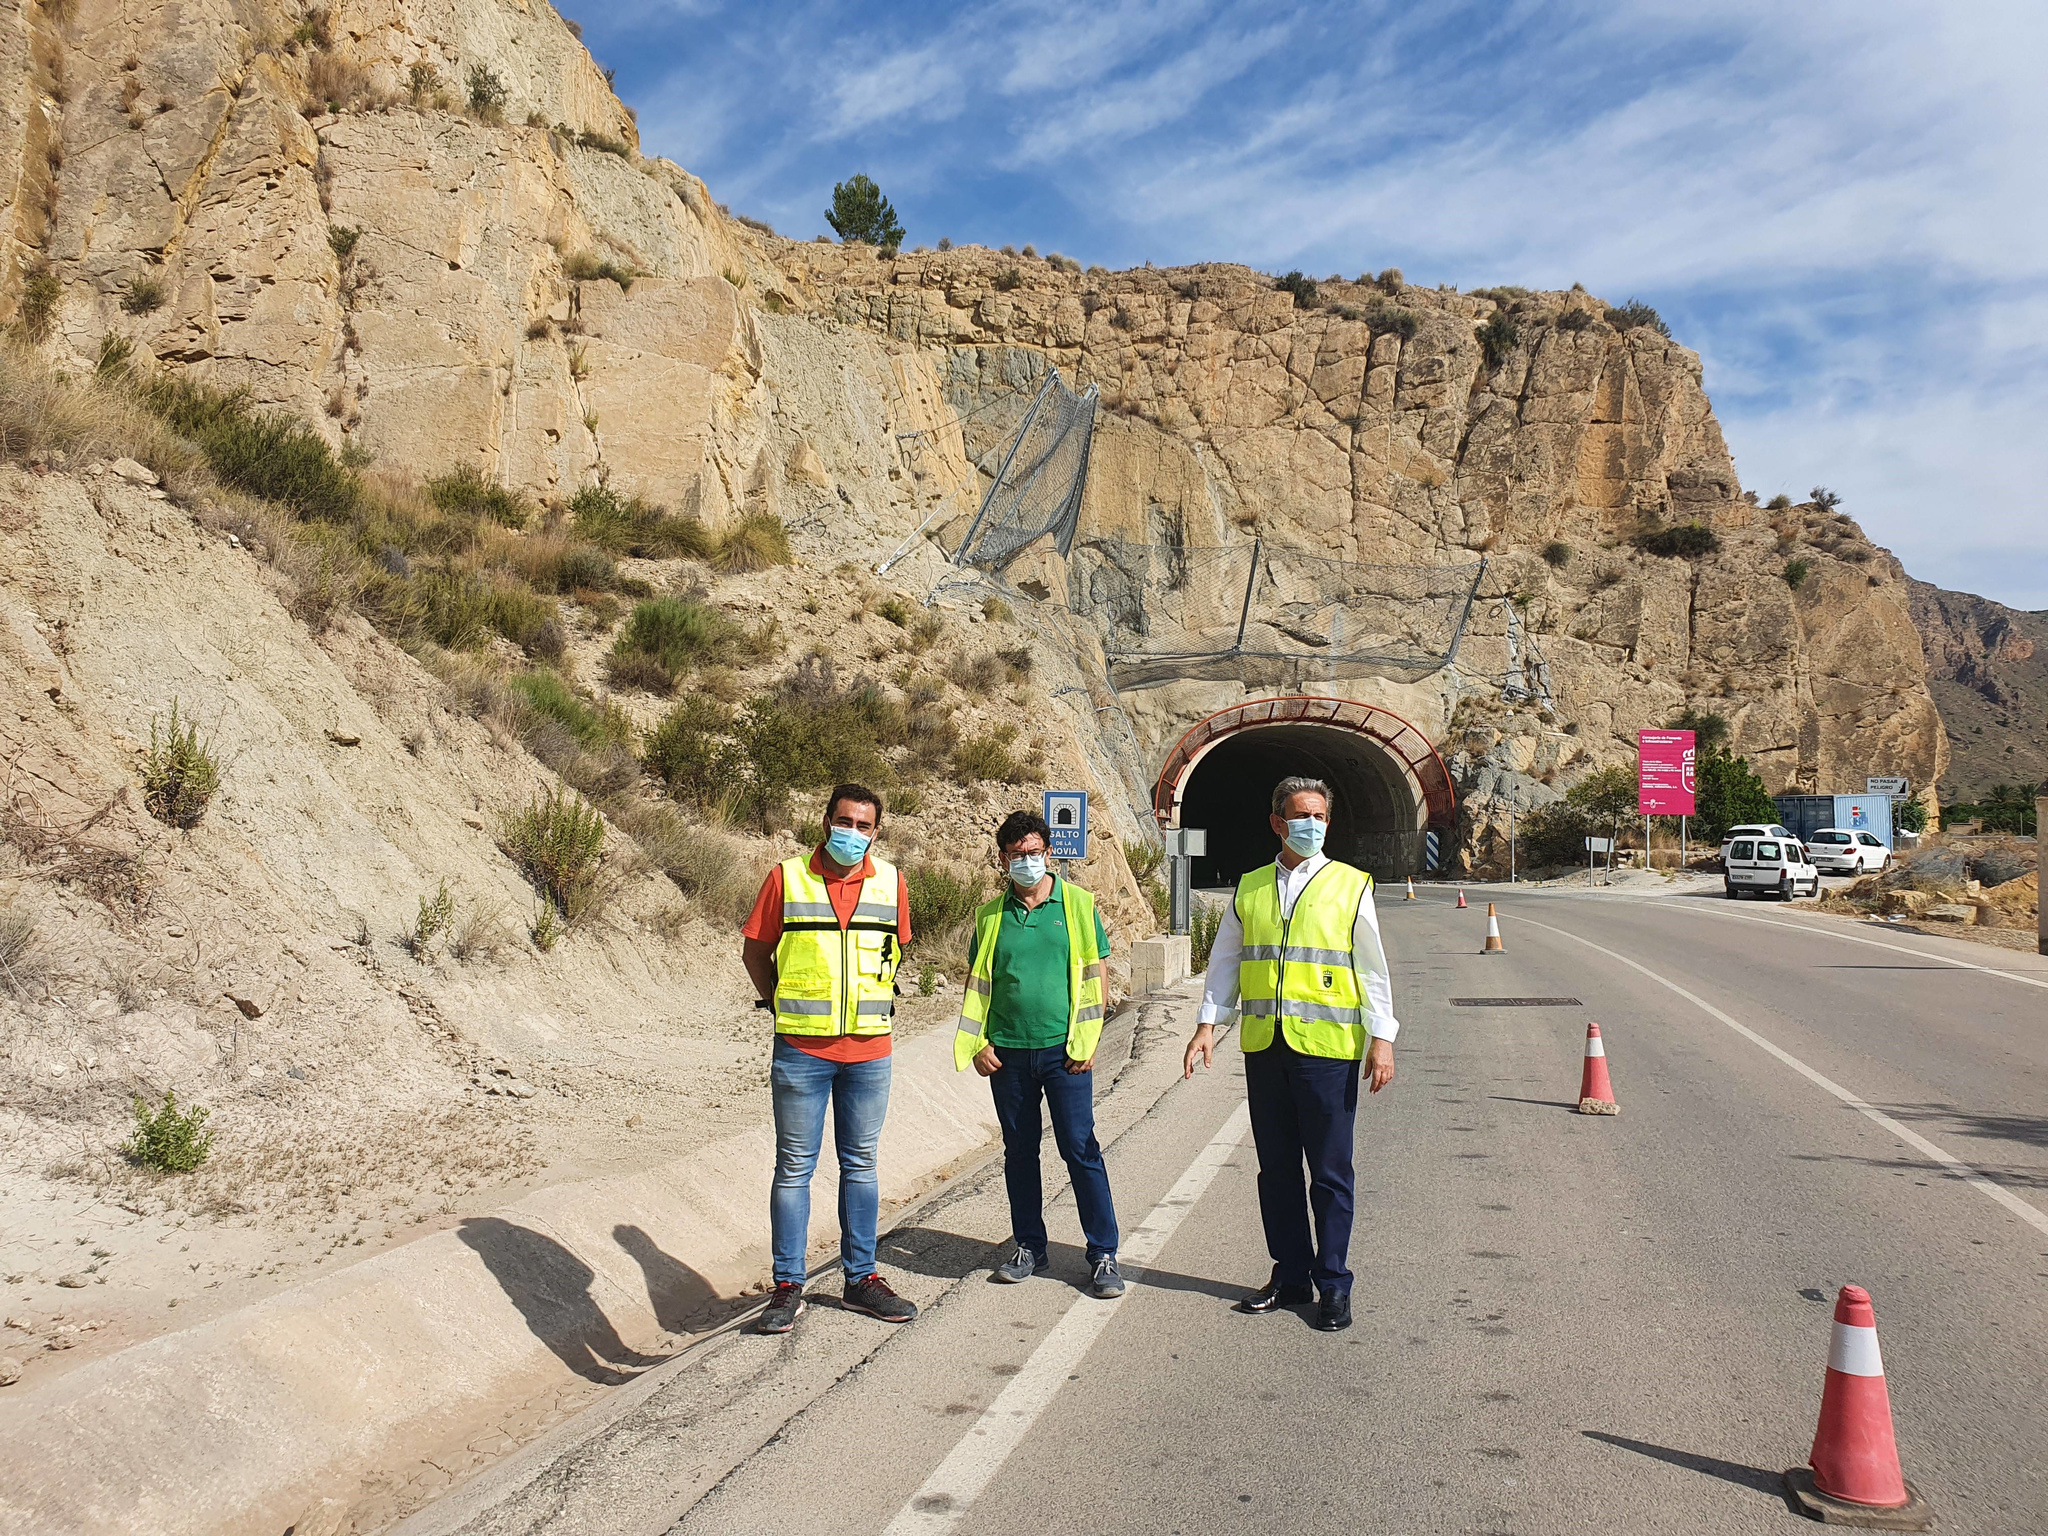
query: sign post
1044 790 1087 882
1585 835 1614 886
1867 776 1909 797
1161 827 1206 935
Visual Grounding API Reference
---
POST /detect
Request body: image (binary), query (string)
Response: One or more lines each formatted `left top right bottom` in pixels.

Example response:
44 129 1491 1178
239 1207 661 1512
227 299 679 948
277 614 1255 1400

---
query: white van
1724 835 1821 900
1803 828 1891 876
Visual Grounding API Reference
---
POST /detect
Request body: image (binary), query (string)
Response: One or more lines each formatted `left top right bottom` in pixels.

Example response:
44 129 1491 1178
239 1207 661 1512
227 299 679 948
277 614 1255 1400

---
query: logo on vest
1322 971 1334 988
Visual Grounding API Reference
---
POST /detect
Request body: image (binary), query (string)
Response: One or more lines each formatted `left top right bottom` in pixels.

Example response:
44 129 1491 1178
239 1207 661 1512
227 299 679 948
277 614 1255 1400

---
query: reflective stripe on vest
1235 861 1372 1060
773 854 901 1037
954 879 1106 1070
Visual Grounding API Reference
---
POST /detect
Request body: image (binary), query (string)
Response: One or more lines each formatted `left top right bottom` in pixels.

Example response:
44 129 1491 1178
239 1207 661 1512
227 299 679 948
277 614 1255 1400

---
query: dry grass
0 342 198 483
0 899 44 1002
606 799 760 927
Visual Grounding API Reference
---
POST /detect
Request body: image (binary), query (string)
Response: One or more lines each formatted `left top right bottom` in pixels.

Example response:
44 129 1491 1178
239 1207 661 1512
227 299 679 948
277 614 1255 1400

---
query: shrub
825 174 905 248
306 48 368 113
1518 802 1599 867
557 544 618 592
876 596 913 628
138 374 361 519
141 700 221 828
327 225 360 261
1809 485 1842 513
945 653 1001 693
568 484 713 558
610 798 760 924
711 511 792 573
1766 493 1793 510
994 267 1023 292
426 464 530 528
121 275 167 315
1605 299 1670 337
407 879 455 957
612 596 771 684
407 62 442 103
1556 308 1595 332
562 250 637 290
574 129 631 158
1375 267 1404 291
996 645 1033 681
1541 541 1572 567
1191 902 1224 971
1477 312 1520 367
0 901 42 1001
982 596 1012 623
502 787 605 918
1275 271 1320 308
937 237 953 251
1368 303 1420 341
466 64 508 123
1127 840 1165 884
643 694 740 804
18 266 61 340
1783 557 1811 590
905 863 984 944
507 669 632 750
1895 798 1928 834
122 1088 213 1172
736 659 898 811
952 723 1031 783
1635 522 1719 558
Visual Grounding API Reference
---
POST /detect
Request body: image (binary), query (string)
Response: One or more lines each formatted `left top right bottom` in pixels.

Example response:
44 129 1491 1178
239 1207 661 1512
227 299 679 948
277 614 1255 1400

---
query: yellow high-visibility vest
1234 860 1373 1060
953 879 1106 1070
773 854 901 1036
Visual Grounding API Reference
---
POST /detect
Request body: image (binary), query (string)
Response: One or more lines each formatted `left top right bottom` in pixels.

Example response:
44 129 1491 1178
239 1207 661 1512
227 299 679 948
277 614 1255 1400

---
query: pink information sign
1638 730 1697 815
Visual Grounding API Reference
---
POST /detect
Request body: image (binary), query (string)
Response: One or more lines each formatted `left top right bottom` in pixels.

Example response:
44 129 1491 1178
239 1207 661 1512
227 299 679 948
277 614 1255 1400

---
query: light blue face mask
1283 816 1327 858
1008 853 1047 888
824 825 872 865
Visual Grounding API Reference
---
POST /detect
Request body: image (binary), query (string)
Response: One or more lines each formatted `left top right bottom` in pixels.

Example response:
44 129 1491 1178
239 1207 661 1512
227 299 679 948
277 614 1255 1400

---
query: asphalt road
408 887 2048 1536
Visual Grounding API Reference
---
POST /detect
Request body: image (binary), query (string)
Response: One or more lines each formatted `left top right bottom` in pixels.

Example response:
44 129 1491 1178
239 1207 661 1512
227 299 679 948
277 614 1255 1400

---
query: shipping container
1773 793 1895 847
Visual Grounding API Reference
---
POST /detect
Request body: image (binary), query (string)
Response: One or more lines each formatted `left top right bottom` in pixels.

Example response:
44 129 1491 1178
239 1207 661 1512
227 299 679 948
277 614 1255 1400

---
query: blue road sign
1044 791 1088 859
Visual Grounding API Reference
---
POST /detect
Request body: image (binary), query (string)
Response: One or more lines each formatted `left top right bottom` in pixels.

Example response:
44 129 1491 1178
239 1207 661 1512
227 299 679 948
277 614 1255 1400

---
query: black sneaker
1237 1265 1314 1314
843 1271 918 1323
758 1281 805 1334
1315 1289 1353 1332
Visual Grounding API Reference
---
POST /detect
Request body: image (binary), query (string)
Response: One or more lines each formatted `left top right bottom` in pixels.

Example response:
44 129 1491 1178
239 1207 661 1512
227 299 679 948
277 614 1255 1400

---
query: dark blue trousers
1243 1030 1361 1295
988 1045 1120 1263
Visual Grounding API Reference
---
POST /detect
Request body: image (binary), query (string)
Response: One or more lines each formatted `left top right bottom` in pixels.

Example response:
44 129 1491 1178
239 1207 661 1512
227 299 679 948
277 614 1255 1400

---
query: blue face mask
824 826 872 866
1284 817 1327 858
1008 853 1047 888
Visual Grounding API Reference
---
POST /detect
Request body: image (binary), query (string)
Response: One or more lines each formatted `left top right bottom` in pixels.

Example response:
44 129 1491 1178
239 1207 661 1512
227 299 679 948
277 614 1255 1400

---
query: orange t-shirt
742 848 912 1062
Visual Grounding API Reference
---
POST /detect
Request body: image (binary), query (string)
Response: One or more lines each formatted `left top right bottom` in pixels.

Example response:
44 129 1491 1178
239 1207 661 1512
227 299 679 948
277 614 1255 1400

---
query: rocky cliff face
1910 580 2048 801
1 0 1948 831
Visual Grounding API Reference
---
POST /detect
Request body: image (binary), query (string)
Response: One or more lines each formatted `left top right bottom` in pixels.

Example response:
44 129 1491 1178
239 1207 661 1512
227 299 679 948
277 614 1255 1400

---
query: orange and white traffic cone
1456 887 1468 909
1783 1285 1934 1528
1405 878 1416 901
1482 903 1504 953
1576 1022 1618 1114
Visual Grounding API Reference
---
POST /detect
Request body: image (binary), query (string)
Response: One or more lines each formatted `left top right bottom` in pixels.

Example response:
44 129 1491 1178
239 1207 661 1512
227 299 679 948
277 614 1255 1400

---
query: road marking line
1590 891 2048 994
1506 913 2048 1238
882 1101 1253 1535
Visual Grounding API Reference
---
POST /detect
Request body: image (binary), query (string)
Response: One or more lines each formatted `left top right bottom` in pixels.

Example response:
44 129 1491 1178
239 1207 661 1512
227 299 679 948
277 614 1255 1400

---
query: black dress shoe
1238 1267 1315 1313
1315 1290 1353 1331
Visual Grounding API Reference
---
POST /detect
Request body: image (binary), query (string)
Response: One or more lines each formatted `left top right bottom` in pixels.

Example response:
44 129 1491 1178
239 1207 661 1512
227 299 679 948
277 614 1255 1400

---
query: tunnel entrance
1152 697 1456 886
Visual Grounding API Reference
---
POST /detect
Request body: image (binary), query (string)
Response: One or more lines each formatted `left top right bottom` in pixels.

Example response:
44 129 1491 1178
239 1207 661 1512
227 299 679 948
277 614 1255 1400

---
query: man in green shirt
958 809 1121 1298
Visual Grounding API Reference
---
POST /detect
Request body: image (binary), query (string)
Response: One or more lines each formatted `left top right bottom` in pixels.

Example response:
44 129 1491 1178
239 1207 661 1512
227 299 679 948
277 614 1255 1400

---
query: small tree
1566 764 1638 849
825 175 904 249
1694 747 1777 842
1809 486 1842 513
1895 798 1928 834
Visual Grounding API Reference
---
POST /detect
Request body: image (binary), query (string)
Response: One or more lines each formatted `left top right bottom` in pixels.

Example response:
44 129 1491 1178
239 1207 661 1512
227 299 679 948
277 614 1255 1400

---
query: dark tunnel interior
1176 724 1422 887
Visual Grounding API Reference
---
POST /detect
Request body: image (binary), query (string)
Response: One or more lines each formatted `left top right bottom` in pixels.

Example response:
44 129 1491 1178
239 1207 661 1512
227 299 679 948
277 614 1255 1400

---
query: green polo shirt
977 878 1113 1050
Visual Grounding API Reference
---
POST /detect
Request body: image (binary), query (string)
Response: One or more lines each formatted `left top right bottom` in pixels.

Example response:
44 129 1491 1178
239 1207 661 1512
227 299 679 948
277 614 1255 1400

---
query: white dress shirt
1196 853 1400 1041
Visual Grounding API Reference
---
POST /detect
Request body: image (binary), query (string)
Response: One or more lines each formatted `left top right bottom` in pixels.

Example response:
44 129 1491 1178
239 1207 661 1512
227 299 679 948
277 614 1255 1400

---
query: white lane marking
1506 913 2048 1238
882 1101 1253 1535
1621 893 2048 994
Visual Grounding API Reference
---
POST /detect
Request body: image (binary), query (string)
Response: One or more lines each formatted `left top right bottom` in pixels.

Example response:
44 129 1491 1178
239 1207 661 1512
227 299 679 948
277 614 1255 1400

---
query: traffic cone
1481 902 1504 952
1456 887 1467 909
1405 878 1416 901
1783 1285 1934 1529
1575 1022 1617 1115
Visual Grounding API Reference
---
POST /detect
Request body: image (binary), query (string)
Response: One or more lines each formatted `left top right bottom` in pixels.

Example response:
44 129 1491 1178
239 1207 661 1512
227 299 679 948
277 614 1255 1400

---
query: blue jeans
770 1038 892 1285
988 1045 1119 1263
1244 1029 1360 1295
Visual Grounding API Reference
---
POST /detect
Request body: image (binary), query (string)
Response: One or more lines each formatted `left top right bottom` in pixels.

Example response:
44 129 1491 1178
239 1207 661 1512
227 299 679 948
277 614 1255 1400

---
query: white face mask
1008 853 1047 888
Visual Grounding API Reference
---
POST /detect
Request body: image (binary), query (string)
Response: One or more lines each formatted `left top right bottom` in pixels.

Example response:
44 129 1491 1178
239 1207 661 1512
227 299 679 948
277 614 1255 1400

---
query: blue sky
565 0 2048 611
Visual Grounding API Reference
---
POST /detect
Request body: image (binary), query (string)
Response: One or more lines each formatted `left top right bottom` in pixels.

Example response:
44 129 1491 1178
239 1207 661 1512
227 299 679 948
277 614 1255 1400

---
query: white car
1803 828 1891 876
1725 835 1821 900
1722 823 1796 854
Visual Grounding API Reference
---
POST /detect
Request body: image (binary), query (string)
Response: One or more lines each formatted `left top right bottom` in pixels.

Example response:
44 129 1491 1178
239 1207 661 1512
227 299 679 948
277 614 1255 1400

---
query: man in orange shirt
741 783 918 1333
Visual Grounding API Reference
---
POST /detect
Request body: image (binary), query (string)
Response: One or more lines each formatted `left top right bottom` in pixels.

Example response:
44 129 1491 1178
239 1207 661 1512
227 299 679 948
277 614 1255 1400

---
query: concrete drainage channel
386 984 1204 1536
0 980 1201 1536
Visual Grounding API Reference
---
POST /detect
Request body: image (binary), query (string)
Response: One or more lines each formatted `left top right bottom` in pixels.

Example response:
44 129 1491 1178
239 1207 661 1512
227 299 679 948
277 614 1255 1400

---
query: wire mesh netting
1066 538 1486 690
951 368 1099 572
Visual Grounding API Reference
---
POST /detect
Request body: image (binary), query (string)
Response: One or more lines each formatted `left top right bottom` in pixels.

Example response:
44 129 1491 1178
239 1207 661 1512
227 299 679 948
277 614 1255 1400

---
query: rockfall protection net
950 368 1099 572
1065 538 1487 690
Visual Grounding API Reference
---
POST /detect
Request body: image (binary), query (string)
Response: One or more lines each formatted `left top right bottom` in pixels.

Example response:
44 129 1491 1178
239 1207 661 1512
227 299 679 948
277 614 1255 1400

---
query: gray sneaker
993 1244 1048 1283
842 1272 918 1323
1089 1256 1125 1298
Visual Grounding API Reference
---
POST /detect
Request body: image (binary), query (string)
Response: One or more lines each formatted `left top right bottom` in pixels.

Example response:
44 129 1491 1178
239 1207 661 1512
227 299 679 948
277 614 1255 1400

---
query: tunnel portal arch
1153 697 1457 885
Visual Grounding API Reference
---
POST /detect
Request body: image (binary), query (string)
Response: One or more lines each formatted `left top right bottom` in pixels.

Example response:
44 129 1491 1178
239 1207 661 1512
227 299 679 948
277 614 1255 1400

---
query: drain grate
1449 997 1583 1008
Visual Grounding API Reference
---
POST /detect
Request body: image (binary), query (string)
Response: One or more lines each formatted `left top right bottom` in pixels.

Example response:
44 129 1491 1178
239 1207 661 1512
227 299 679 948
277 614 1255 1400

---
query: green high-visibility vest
954 879 1106 1069
1235 860 1373 1060
772 854 901 1036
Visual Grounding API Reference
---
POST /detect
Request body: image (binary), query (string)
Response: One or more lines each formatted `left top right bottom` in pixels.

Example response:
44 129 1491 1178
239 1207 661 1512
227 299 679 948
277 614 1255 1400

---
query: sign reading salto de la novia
1043 790 1088 859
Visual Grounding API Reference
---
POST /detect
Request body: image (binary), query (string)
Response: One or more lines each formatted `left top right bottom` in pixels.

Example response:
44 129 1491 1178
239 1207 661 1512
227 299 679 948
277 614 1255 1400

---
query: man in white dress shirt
1183 775 1398 1331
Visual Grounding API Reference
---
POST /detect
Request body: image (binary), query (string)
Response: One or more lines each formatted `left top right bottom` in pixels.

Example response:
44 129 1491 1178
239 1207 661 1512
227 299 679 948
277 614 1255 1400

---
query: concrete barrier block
1130 935 1190 993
